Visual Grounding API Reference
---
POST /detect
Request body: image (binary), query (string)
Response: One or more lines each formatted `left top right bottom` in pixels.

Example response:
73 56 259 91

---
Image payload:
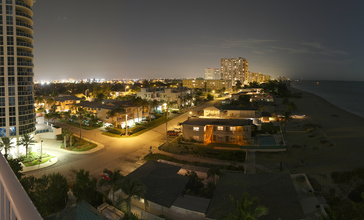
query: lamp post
40 140 43 161
125 114 128 136
125 85 129 94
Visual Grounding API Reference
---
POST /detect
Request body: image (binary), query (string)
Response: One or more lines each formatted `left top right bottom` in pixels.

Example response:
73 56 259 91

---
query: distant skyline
32 1 364 81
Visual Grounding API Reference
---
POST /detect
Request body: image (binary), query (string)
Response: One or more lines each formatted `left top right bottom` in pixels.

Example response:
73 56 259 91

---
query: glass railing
17 42 33 48
16 32 33 39
16 11 32 20
15 0 32 10
16 21 33 30
17 52 34 57
17 62 34 67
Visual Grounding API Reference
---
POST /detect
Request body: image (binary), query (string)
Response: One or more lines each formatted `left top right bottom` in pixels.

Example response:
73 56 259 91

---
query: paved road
26 99 223 180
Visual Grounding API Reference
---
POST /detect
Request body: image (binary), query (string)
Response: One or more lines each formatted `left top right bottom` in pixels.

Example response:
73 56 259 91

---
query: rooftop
182 118 253 126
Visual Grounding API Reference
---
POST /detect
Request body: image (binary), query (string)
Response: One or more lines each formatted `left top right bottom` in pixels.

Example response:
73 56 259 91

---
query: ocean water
291 81 364 118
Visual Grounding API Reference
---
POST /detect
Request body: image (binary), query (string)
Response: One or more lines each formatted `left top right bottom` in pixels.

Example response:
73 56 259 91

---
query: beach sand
256 87 364 189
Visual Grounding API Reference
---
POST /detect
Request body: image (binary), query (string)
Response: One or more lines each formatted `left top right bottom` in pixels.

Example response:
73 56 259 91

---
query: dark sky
32 1 364 81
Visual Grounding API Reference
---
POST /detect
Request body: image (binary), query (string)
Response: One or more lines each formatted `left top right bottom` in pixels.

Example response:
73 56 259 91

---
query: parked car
102 170 113 180
167 130 180 136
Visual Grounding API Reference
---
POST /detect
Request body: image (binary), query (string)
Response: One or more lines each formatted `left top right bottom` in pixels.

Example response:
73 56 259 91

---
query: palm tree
106 110 117 127
119 177 146 216
17 134 37 158
46 97 55 109
0 137 14 159
224 193 269 220
98 169 124 205
282 110 292 134
207 166 221 185
76 107 86 138
62 111 71 123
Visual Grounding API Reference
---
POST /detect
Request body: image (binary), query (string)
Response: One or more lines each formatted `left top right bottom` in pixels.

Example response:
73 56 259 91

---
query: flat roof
182 118 252 126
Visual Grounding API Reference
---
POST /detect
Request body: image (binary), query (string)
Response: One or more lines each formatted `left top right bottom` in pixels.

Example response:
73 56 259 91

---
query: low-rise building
181 118 253 145
136 87 194 108
183 79 232 92
44 95 82 112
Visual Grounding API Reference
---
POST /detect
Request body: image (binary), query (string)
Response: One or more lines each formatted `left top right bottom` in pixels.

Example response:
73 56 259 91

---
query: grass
144 153 244 171
20 152 56 167
62 136 98 151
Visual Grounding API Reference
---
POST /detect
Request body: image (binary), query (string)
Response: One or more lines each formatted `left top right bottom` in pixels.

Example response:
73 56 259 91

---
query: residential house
44 95 82 112
136 87 194 108
115 161 210 220
201 106 261 126
181 118 253 145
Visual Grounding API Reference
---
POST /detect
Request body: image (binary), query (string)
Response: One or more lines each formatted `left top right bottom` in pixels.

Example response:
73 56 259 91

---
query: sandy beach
256 87 364 188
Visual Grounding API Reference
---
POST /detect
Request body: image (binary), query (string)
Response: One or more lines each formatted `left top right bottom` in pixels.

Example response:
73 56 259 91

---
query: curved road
26 99 222 180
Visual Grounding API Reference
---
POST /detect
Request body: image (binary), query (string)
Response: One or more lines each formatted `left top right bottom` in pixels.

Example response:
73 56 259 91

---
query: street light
125 85 129 94
40 140 43 161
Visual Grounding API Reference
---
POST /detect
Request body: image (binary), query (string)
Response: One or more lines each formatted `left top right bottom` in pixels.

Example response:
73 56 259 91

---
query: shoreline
257 86 364 179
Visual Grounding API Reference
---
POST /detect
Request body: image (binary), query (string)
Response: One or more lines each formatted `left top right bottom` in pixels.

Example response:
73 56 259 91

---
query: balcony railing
0 153 42 220
16 11 33 20
17 42 33 48
15 0 32 10
16 21 33 30
17 62 34 67
17 52 34 58
16 32 33 39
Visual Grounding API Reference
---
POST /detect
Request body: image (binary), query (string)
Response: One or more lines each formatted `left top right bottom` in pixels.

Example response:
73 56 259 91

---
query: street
26 99 222 180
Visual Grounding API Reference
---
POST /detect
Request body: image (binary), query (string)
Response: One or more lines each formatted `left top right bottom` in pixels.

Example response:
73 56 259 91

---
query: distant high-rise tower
204 68 221 80
220 57 249 85
0 0 36 137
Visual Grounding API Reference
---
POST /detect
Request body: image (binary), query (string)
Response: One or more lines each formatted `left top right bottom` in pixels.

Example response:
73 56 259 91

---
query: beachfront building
183 79 232 92
246 72 270 84
0 0 37 137
204 68 221 80
220 57 249 86
182 118 253 145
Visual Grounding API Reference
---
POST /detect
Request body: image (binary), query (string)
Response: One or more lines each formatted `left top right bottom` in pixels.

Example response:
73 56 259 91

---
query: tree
23 173 69 217
76 107 86 138
282 110 292 134
7 158 24 179
99 169 124 205
62 111 71 123
207 166 221 185
106 110 117 127
224 193 269 220
118 177 146 216
46 97 55 108
206 93 214 101
17 133 37 157
0 137 14 159
70 168 102 206
184 170 204 195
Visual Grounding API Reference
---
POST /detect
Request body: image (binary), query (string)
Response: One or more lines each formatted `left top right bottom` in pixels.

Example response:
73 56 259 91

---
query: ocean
291 81 364 118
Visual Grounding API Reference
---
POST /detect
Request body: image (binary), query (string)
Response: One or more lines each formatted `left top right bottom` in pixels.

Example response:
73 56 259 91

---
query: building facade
182 79 232 92
220 57 249 86
0 0 36 137
136 87 194 108
246 72 270 84
182 118 252 145
204 68 221 80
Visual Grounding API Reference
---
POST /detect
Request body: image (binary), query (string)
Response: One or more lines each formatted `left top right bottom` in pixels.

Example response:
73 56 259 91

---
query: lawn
19 152 56 167
61 136 98 151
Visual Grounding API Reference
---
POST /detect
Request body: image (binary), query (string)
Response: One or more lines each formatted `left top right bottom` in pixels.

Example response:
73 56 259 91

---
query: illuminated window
230 127 236 131
217 126 223 131
193 127 199 131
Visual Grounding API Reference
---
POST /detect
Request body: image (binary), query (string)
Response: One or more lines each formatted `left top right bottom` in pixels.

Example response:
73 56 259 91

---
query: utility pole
125 114 128 136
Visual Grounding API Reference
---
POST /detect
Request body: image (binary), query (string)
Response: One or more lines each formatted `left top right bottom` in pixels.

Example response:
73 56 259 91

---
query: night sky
32 1 364 81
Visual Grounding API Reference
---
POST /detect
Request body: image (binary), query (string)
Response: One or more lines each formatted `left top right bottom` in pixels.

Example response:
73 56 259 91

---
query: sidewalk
21 137 105 173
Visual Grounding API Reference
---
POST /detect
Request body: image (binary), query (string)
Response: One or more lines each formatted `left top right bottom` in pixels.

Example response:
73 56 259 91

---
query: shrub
106 127 121 134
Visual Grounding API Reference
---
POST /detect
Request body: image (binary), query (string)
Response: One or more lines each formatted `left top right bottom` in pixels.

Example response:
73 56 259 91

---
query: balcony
0 153 42 220
16 11 33 21
17 41 33 49
16 32 33 40
16 21 33 31
15 0 32 11
17 52 34 58
17 62 34 67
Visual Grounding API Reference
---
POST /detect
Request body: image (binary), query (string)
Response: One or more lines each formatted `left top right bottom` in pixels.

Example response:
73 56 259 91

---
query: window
0 87 4 96
7 36 13 45
10 126 16 136
6 16 13 25
7 46 13 55
6 0 12 4
6 5 12 15
217 126 223 131
0 47 3 56
8 87 15 96
0 78 4 86
8 77 14 85
193 127 199 131
8 67 14 75
9 97 15 106
9 117 15 126
0 108 4 116
0 118 5 126
7 57 14 65
9 107 15 116
230 126 236 131
0 127 5 137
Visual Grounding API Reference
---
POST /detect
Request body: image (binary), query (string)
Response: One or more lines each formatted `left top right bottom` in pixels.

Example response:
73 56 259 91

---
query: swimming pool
259 135 276 146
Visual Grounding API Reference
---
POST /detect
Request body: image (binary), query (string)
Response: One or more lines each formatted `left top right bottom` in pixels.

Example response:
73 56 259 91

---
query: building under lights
0 0 36 137
220 57 249 86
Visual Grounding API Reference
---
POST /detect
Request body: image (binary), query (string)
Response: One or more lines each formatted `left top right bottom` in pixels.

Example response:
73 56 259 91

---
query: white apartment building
220 57 249 86
204 68 221 80
0 0 36 137
136 87 194 108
